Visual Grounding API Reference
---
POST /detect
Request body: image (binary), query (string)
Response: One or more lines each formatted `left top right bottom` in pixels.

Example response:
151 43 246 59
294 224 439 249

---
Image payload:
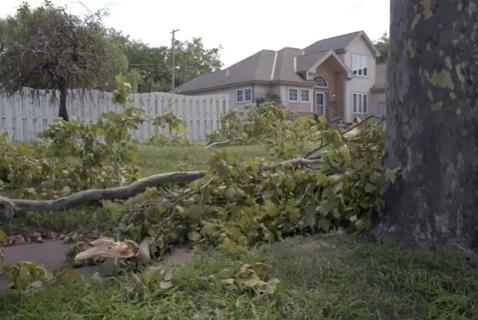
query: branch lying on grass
0 154 327 218
0 171 205 217
205 138 245 149
265 157 322 170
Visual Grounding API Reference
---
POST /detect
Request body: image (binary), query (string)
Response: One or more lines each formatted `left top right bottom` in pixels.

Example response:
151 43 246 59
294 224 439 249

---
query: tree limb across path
0 172 205 217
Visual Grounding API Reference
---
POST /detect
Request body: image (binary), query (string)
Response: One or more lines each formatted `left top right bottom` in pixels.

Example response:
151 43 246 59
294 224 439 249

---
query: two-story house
175 31 385 122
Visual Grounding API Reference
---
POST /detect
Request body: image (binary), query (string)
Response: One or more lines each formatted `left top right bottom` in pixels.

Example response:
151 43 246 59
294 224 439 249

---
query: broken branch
205 138 244 149
0 171 205 217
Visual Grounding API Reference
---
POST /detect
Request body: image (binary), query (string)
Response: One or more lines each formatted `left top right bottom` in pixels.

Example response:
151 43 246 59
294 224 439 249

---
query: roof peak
317 30 363 41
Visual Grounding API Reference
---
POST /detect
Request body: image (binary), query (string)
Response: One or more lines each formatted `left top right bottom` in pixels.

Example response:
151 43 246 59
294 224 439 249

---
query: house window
352 93 368 113
288 88 298 102
236 87 253 103
244 88 252 102
236 89 243 103
352 54 368 77
300 89 310 102
314 75 328 87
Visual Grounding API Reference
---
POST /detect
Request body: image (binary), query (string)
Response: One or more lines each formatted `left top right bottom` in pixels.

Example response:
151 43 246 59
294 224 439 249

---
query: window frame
236 87 253 104
244 87 253 102
288 87 299 102
352 54 369 78
352 92 368 114
236 88 244 103
314 75 328 88
300 89 310 103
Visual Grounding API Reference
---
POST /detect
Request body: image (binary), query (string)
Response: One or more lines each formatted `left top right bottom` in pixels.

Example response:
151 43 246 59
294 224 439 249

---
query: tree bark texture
375 0 478 250
58 82 69 121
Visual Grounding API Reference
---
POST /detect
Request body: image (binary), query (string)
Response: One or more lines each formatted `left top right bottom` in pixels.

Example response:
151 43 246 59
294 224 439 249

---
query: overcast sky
0 0 390 67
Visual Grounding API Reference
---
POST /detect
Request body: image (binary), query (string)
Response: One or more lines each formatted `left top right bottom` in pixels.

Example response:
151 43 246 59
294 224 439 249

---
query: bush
0 77 145 198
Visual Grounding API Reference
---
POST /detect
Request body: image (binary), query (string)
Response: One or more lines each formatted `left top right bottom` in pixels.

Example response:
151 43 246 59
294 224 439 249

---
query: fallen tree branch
0 171 205 217
304 114 385 159
0 154 327 218
206 138 245 149
265 157 322 170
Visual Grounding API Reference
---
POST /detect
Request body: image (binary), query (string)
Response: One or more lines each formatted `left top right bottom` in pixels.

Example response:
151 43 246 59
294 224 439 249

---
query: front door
314 92 326 117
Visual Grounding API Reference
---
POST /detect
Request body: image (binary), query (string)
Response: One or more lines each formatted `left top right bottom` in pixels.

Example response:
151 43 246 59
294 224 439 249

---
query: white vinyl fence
0 89 229 142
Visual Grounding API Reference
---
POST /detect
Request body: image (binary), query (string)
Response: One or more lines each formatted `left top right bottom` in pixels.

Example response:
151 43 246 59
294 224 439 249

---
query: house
370 62 387 117
175 31 386 122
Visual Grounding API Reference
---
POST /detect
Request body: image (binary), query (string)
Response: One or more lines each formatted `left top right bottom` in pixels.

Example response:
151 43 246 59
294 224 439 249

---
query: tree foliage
0 78 144 198
124 37 222 92
373 33 389 64
108 122 389 259
0 1 127 120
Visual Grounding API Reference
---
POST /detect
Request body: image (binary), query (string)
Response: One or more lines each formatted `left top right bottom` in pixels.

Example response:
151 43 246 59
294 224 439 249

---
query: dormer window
314 75 328 87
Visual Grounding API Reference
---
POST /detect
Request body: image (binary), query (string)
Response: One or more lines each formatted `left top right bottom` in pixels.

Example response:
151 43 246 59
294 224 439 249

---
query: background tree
124 41 170 92
0 2 127 121
373 33 389 63
124 37 222 92
174 38 222 88
373 1 478 250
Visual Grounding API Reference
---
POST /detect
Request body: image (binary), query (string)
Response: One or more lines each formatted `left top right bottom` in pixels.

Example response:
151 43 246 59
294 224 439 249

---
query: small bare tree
0 1 127 121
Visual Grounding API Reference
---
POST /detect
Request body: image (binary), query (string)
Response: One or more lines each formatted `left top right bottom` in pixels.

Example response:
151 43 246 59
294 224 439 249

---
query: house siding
279 85 314 114
370 62 387 117
196 87 252 111
343 36 377 121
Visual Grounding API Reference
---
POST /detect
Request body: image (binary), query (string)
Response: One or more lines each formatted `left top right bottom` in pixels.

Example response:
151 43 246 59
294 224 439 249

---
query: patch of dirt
0 241 194 293
156 245 194 268
0 240 71 292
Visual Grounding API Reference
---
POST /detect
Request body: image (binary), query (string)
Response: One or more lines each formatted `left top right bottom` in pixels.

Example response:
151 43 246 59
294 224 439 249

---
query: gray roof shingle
175 49 276 93
175 31 366 94
296 50 329 74
303 31 362 55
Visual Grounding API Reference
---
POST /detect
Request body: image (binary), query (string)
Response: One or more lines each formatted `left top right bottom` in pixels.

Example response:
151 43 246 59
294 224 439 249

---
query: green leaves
0 229 7 242
128 266 175 298
2 262 52 293
148 111 191 146
216 262 280 296
0 85 144 198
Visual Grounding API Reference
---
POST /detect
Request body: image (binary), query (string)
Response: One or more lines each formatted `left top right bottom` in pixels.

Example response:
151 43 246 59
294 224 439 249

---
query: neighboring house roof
174 49 276 93
175 30 376 94
273 47 311 83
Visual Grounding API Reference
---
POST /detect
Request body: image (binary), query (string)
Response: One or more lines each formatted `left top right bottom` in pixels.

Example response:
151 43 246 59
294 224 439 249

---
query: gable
303 31 362 55
346 33 380 57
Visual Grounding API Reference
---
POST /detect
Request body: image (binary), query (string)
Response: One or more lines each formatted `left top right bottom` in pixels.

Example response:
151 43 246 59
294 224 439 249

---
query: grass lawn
137 144 269 175
1 235 477 319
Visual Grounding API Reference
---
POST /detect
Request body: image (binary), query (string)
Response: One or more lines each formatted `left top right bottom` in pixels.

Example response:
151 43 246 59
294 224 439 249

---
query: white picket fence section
0 89 229 142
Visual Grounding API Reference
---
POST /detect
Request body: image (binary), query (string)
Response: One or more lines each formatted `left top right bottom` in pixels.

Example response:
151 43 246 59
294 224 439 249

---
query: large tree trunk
58 81 69 121
373 1 478 251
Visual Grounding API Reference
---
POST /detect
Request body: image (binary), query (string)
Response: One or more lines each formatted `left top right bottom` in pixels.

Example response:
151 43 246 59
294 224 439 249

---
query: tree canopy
373 33 389 64
0 2 128 120
124 37 222 92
